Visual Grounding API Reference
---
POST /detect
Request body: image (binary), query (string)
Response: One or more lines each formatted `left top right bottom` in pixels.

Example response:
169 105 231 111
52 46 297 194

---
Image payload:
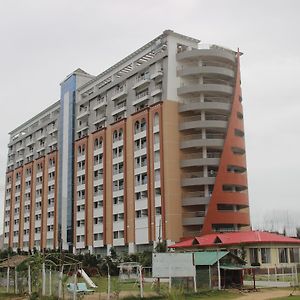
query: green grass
76 275 157 293
271 297 300 300
121 290 240 300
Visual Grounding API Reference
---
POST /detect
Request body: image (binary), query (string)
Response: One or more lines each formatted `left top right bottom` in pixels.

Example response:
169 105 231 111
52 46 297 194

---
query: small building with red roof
169 231 300 269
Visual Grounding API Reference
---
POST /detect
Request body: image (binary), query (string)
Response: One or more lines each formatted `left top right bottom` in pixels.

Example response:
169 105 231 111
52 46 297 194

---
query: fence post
42 262 46 296
7 266 10 293
15 270 18 294
49 266 52 296
28 264 31 295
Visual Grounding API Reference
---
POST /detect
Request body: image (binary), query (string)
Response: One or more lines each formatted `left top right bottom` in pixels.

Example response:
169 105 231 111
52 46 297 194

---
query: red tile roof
169 231 300 248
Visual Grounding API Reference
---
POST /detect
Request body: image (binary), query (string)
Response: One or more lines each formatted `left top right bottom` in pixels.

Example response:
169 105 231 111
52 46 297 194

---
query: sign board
152 253 195 278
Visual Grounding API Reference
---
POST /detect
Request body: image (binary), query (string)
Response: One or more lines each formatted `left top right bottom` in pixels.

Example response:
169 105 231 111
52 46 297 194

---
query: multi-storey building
2 30 250 254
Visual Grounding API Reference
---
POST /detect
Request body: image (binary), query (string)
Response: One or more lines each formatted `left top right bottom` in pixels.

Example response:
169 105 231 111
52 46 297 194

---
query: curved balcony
178 84 233 96
177 48 236 64
181 137 224 150
183 211 206 226
177 66 235 80
182 175 215 187
182 196 210 206
180 120 228 131
181 157 220 168
179 101 231 114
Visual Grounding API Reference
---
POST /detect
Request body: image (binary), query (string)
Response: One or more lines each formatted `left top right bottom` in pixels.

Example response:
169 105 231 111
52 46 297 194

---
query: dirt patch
235 288 300 300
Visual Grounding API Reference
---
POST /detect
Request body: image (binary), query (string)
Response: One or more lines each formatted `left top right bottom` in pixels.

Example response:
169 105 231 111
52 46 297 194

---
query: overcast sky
0 0 299 234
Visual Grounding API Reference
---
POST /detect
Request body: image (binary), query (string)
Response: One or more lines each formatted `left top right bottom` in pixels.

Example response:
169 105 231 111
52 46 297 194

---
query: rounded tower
177 45 250 236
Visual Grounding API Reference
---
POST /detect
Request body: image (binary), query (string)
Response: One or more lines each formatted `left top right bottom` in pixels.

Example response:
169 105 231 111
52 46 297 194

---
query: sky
0 0 299 235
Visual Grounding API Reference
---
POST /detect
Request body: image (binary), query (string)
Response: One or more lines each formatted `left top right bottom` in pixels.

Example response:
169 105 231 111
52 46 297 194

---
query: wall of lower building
192 244 300 269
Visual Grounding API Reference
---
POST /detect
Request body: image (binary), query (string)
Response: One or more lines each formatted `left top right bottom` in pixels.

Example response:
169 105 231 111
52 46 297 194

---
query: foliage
236 245 247 262
155 241 167 253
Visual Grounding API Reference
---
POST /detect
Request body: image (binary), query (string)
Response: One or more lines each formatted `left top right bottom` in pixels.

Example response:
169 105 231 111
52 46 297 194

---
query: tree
296 227 300 239
155 240 167 253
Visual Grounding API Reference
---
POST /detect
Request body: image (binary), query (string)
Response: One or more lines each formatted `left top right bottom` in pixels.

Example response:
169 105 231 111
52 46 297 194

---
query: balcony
181 134 224 150
183 211 205 226
36 133 46 141
77 107 90 120
76 122 89 133
112 102 127 116
133 91 150 106
177 66 234 80
16 143 25 151
93 113 107 124
176 48 236 64
180 119 227 132
150 70 163 80
178 84 233 97
25 149 34 157
132 76 150 90
48 138 58 147
48 125 58 134
179 100 230 114
182 172 216 187
93 98 107 110
182 192 210 206
26 138 35 147
111 86 127 101
181 156 220 168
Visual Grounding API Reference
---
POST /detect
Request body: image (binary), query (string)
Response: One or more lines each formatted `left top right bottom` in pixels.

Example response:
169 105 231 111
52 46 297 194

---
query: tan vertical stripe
19 165 28 249
30 161 37 250
41 156 49 249
105 126 113 245
125 117 135 244
87 135 94 247
53 151 59 249
3 172 13 247
161 100 182 242
9 170 17 248
148 108 156 241
73 142 78 248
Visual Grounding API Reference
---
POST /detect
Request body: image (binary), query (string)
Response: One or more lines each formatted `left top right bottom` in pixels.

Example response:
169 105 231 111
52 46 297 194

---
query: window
279 248 288 263
113 130 118 142
134 121 140 134
234 129 244 138
113 230 124 239
94 217 103 224
261 248 271 264
94 233 103 241
155 207 162 215
136 209 148 218
94 201 103 209
140 118 146 131
77 220 85 227
289 248 300 263
94 138 103 150
154 132 160 144
249 248 259 264
154 113 159 126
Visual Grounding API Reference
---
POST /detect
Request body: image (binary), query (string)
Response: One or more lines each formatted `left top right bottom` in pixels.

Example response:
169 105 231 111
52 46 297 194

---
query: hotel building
3 30 250 254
